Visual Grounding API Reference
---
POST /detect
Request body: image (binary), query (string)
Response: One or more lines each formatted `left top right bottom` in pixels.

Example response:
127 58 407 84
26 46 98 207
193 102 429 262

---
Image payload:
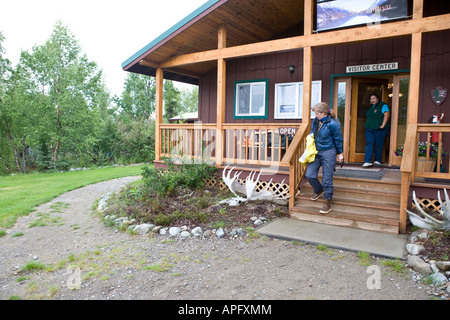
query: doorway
349 78 391 163
333 74 409 166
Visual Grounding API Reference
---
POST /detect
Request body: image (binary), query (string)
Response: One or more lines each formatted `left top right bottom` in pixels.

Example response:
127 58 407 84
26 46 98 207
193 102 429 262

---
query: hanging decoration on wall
431 86 447 106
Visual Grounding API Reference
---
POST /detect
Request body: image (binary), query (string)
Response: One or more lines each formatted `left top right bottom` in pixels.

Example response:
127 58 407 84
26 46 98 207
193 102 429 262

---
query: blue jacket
310 115 343 154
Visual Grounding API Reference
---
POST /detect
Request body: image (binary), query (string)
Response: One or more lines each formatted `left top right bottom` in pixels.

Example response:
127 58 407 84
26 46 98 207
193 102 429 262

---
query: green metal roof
121 0 221 70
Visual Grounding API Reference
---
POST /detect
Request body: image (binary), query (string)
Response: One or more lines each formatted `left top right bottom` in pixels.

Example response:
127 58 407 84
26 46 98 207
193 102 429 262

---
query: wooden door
349 78 390 163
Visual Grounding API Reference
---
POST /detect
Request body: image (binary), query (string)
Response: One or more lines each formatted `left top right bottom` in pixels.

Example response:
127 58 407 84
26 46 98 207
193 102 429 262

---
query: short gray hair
312 102 329 114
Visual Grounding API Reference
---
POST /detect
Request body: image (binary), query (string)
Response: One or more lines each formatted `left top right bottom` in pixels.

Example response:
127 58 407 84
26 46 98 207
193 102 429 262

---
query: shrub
141 158 217 197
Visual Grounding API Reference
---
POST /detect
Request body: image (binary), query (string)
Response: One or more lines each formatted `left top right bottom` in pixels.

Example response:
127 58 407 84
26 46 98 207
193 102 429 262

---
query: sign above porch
346 62 398 73
316 0 408 32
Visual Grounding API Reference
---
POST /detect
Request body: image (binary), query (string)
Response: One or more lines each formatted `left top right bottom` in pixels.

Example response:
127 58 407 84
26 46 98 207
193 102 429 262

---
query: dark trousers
305 148 337 200
364 127 389 163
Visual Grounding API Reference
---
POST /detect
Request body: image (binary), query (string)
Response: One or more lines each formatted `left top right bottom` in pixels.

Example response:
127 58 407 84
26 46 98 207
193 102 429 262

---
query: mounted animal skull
220 165 290 206
406 190 450 231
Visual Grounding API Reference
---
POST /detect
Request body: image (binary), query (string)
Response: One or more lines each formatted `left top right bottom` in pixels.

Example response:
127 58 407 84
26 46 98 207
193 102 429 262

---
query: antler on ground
406 190 450 231
220 165 290 206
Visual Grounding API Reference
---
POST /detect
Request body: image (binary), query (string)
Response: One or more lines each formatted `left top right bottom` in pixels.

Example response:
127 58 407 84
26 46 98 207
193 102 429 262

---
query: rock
97 193 112 212
152 226 162 234
191 227 203 237
216 227 225 238
436 261 450 272
254 219 264 227
407 255 433 275
230 228 245 237
406 243 426 255
430 272 448 285
133 224 155 235
180 231 191 239
159 227 168 235
114 217 128 224
203 230 213 238
169 227 181 237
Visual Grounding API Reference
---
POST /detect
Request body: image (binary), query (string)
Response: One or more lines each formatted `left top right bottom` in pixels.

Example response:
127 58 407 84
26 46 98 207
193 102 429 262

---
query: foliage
395 141 447 158
0 22 198 174
141 158 217 197
0 165 144 228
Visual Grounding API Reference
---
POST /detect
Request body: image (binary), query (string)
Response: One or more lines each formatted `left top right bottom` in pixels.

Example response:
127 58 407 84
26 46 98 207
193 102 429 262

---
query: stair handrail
280 123 310 209
399 123 418 233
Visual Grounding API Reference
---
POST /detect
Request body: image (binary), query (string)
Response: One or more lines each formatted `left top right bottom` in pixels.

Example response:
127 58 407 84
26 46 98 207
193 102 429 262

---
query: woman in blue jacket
305 102 344 214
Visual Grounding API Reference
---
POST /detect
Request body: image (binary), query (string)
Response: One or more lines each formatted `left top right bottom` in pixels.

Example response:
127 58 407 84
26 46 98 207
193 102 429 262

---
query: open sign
278 127 298 135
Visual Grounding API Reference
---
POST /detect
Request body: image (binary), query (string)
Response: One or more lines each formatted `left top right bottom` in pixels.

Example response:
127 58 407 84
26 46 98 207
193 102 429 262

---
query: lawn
0 165 145 229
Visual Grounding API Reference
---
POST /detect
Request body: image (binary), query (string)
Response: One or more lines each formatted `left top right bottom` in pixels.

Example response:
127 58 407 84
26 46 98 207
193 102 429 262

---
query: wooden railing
160 123 217 163
159 123 301 167
280 123 310 209
399 123 450 233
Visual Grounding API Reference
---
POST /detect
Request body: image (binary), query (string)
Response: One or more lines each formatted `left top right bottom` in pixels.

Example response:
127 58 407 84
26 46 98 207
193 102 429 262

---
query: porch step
290 176 401 235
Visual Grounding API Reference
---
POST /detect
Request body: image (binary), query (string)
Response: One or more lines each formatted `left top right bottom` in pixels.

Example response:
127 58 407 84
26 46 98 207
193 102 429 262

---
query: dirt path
0 176 433 300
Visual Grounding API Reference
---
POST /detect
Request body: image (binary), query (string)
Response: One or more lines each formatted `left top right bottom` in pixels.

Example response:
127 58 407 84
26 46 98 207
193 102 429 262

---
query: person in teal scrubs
362 93 390 167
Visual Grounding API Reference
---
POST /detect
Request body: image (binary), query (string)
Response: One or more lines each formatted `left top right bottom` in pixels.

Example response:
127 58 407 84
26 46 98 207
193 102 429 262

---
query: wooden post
408 35 423 125
302 47 313 122
216 25 227 166
413 0 424 19
155 68 164 162
302 0 314 122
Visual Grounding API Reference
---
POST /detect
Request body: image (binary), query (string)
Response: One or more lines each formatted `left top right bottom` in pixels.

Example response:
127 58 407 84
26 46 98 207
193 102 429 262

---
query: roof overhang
122 0 305 84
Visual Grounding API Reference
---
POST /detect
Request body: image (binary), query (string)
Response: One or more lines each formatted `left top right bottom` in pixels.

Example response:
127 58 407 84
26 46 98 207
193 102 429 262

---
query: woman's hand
337 153 344 162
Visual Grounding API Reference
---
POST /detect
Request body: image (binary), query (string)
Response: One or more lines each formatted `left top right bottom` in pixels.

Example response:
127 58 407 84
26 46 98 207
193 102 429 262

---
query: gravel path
0 176 433 301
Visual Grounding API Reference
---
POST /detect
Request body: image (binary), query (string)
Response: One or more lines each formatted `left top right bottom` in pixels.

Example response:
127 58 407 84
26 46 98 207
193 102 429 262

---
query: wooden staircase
290 175 401 234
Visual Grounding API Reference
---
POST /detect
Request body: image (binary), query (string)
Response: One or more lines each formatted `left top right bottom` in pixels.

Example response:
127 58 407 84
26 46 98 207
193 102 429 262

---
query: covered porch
123 0 450 234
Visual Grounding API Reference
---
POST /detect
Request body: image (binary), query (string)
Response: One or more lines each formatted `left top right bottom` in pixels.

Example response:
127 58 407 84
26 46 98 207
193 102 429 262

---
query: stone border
405 230 449 298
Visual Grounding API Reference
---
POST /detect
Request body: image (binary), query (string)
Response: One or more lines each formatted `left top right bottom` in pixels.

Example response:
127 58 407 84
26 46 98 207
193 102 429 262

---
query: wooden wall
198 36 413 124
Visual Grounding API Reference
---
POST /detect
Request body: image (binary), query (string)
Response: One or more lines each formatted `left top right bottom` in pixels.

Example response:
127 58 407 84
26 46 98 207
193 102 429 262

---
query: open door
349 78 390 163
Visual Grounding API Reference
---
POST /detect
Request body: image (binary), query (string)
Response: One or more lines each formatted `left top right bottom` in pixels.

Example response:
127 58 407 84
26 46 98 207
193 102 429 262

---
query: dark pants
364 127 389 163
305 148 337 200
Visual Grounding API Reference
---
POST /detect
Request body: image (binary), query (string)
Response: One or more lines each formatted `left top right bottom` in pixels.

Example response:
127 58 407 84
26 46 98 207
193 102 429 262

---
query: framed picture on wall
274 81 322 119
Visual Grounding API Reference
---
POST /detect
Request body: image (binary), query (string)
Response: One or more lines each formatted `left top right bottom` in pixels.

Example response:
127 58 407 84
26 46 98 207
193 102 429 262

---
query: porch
155 122 450 235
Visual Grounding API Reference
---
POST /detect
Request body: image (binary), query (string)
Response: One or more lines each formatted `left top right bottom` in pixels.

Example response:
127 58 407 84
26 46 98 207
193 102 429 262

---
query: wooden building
123 0 450 234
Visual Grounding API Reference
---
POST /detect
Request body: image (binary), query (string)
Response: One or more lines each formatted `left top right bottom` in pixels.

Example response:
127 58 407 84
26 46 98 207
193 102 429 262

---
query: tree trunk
7 130 21 172
22 136 28 173
51 104 62 166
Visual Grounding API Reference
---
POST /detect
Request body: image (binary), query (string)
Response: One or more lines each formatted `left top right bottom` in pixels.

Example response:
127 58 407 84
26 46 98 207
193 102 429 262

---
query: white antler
406 190 450 231
220 166 290 206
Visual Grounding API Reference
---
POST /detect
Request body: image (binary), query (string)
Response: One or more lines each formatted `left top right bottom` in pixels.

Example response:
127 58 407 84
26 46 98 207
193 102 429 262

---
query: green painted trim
329 69 410 107
233 79 269 120
122 0 221 69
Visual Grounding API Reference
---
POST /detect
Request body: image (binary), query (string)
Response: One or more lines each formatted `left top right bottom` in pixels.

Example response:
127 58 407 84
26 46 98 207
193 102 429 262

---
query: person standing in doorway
362 93 390 168
305 102 344 214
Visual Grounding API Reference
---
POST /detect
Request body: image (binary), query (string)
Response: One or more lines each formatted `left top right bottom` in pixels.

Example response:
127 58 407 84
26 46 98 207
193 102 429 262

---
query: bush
141 158 217 197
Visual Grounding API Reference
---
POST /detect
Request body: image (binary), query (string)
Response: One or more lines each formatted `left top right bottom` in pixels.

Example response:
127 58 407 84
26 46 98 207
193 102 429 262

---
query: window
274 81 322 119
234 79 269 119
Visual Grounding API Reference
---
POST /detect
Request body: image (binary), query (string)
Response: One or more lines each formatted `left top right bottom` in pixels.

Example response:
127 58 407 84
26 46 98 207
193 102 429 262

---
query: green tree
179 85 199 114
19 21 109 169
116 73 155 121
0 30 13 173
163 80 181 121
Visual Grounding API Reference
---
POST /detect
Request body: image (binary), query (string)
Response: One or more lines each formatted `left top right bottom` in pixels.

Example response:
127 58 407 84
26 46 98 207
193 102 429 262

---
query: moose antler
221 165 290 205
406 190 450 231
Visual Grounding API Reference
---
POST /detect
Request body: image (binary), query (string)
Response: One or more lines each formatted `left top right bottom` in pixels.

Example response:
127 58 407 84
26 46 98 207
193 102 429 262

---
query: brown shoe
311 190 324 201
320 200 332 214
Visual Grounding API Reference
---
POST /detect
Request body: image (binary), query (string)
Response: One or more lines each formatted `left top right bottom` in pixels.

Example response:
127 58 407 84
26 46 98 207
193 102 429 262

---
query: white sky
0 0 206 97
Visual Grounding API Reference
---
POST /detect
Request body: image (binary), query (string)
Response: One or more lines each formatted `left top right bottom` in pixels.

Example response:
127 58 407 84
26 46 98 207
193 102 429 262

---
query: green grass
0 165 145 229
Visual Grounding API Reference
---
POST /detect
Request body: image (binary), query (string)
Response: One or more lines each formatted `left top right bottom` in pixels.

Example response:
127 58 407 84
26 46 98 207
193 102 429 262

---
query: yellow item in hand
299 134 318 166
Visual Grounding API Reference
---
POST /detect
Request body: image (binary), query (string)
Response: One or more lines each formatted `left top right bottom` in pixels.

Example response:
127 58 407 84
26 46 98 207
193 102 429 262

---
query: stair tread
300 184 401 197
289 211 399 234
295 194 400 211
290 205 399 226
